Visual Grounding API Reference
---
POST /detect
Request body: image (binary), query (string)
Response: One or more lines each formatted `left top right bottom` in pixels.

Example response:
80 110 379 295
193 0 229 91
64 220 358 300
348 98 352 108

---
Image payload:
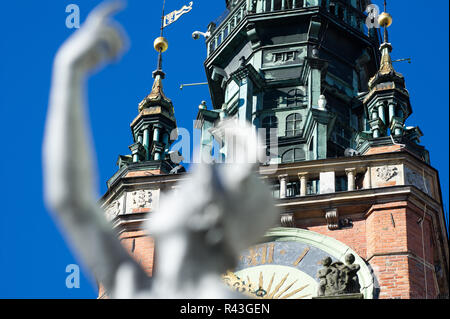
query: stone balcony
259 150 443 229
262 151 437 199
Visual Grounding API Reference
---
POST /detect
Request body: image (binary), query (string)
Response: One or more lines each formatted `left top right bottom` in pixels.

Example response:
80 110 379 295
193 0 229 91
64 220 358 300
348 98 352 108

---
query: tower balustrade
207 0 368 56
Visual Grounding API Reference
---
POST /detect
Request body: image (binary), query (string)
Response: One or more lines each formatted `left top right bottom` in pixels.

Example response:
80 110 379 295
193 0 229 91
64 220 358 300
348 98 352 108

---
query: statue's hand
55 1 128 73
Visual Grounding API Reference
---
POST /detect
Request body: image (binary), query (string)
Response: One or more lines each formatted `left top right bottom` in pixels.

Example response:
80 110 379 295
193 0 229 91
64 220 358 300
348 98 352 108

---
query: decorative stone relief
125 189 160 214
104 196 125 222
404 166 431 196
131 190 152 209
376 166 398 181
105 200 121 222
272 51 297 64
372 165 401 188
262 47 304 68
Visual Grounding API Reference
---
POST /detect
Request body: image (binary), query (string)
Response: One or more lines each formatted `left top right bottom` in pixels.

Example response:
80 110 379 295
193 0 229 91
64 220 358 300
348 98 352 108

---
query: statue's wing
43 0 149 297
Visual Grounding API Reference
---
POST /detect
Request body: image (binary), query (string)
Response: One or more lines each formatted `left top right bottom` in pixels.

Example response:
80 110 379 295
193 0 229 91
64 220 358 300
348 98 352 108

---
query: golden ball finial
154 37 168 53
378 12 393 28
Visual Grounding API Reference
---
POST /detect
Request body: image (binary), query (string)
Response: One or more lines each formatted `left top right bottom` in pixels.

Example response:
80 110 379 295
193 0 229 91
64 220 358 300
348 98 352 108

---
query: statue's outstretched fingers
97 23 128 61
87 0 126 27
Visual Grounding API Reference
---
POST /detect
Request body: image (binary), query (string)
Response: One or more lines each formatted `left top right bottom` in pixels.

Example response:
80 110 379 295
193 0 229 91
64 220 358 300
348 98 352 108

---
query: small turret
110 34 182 181
358 1 428 162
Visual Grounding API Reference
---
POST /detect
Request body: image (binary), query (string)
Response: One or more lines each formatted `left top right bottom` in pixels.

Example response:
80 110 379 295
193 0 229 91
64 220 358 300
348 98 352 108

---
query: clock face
224 241 337 299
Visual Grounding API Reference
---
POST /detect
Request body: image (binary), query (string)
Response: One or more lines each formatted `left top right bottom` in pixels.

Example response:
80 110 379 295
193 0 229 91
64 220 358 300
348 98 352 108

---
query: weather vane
378 1 411 65
153 0 194 72
378 0 392 43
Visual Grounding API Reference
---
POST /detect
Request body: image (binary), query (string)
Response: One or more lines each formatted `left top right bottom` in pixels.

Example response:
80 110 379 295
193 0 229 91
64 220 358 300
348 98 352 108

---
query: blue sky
0 0 447 298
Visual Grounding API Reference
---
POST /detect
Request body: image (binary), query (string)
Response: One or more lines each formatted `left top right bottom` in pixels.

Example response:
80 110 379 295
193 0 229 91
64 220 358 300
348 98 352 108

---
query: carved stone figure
43 1 278 299
317 257 333 296
132 190 152 209
376 165 398 181
106 200 121 221
341 254 361 294
317 254 361 297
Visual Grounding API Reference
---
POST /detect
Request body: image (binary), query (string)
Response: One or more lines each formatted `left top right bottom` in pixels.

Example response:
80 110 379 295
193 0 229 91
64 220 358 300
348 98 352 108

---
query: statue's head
321 257 332 267
345 254 355 265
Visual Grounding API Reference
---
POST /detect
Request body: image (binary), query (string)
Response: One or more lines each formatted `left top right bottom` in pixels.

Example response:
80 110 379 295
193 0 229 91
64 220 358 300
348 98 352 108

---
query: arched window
286 113 302 137
262 115 278 139
282 148 305 163
287 89 304 108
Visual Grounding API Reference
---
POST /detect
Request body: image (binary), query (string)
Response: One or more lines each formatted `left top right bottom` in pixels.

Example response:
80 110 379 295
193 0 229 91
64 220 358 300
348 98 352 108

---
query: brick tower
100 0 448 299
195 0 448 299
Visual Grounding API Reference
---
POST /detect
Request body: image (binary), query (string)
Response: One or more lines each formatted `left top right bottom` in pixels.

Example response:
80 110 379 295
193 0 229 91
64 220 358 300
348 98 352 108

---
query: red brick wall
366 203 408 258
369 255 410 299
119 230 155 276
404 204 438 298
98 230 155 298
365 145 402 155
298 201 440 299
99 201 441 299
298 219 367 259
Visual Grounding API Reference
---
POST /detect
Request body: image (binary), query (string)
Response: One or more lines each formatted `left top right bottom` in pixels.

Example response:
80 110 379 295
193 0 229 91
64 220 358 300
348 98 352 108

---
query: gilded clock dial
224 265 316 299
223 241 336 299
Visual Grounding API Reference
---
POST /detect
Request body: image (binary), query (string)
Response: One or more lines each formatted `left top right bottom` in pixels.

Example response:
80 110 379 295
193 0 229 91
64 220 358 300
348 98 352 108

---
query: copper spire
138 0 172 113
367 3 400 89
378 44 394 76
139 72 173 112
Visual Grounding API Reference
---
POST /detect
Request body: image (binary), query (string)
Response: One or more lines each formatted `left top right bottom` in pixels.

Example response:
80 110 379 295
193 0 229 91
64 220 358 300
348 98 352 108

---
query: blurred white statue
43 1 278 299
148 119 279 298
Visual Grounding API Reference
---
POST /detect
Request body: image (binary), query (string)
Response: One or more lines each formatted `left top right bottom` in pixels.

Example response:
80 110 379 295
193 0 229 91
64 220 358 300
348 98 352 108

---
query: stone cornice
258 151 438 180
276 185 441 217
111 212 149 236
103 166 187 201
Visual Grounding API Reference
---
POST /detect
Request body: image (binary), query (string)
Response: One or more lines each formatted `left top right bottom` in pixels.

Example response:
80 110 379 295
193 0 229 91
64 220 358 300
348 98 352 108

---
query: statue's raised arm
43 1 149 297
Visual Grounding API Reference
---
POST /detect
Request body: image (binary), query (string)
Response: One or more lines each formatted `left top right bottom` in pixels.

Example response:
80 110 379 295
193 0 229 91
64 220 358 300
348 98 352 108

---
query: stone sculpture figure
317 254 361 297
317 257 333 296
341 254 361 294
43 1 278 299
